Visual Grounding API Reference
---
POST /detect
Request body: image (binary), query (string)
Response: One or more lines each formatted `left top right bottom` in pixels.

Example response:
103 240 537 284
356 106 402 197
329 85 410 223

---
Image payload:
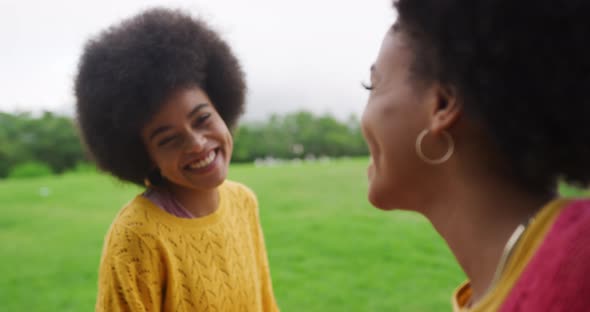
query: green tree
231 110 368 162
0 111 86 178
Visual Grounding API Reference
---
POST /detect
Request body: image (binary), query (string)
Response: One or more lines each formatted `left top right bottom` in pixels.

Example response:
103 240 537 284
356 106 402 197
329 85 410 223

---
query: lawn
7 158 582 311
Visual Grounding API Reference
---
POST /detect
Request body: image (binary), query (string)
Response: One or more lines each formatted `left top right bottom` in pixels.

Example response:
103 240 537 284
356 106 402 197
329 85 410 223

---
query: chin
199 179 225 191
170 169 227 193
367 190 392 210
194 171 228 190
368 194 395 211
367 182 397 211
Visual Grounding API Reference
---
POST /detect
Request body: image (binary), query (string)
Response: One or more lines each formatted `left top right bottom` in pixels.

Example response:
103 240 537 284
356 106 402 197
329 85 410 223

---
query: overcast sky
0 0 395 121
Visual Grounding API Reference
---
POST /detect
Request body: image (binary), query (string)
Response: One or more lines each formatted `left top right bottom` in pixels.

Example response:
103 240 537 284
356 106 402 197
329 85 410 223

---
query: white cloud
0 0 395 120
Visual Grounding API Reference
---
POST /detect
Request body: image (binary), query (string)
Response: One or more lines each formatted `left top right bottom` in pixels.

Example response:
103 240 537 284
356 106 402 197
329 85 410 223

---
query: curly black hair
75 8 246 186
393 0 590 194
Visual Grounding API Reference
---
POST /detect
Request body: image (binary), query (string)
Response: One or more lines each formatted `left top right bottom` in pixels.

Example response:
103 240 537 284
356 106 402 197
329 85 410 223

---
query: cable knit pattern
95 180 279 312
500 199 590 312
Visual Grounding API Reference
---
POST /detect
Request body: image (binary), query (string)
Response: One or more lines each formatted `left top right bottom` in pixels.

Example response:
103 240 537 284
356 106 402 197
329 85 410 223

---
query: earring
144 169 163 188
144 177 153 188
415 129 454 165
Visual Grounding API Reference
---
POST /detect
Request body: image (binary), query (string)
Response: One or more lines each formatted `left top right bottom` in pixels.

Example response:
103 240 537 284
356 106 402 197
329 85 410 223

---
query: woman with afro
75 8 278 311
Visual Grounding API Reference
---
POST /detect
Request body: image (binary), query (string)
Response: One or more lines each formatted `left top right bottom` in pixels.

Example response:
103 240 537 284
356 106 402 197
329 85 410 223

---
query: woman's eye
361 81 374 91
158 136 177 147
196 113 211 124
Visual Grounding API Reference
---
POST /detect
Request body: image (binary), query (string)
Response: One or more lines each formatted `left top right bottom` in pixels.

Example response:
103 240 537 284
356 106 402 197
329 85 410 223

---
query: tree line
0 110 368 178
232 111 368 162
0 111 84 178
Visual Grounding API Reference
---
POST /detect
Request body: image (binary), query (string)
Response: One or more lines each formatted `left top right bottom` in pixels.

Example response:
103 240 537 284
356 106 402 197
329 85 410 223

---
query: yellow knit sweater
96 180 279 311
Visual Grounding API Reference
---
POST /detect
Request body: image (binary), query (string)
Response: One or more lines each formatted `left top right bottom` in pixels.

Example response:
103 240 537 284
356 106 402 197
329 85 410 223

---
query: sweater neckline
135 183 228 230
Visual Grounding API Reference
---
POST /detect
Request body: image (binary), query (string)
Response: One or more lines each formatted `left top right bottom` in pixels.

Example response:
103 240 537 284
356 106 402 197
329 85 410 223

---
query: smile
187 149 217 170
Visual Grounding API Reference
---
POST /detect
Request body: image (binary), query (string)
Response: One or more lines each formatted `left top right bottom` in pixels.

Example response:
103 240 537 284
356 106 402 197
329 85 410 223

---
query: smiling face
361 28 435 210
141 86 233 194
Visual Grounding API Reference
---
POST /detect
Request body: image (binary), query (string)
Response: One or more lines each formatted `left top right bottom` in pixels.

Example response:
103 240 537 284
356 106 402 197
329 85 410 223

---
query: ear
427 83 462 134
146 166 164 187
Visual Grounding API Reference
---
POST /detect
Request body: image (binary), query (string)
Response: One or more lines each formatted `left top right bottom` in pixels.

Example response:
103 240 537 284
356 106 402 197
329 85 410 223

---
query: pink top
500 199 590 311
143 188 195 219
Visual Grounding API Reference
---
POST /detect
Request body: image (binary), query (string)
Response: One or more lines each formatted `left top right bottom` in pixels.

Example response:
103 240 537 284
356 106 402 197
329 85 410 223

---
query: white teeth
188 150 216 169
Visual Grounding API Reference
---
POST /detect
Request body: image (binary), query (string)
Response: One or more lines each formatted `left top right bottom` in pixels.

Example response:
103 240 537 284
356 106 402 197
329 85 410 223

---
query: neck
418 166 551 304
165 182 220 218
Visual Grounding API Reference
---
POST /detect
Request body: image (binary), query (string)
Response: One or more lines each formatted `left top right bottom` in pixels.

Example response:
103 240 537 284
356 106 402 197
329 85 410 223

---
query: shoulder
222 180 258 205
221 180 261 223
101 196 163 259
538 199 590 260
111 195 162 233
501 199 590 311
553 199 590 230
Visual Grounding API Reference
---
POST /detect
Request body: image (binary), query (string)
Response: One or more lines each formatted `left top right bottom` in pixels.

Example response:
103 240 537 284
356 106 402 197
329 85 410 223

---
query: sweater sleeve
96 224 163 312
243 187 280 312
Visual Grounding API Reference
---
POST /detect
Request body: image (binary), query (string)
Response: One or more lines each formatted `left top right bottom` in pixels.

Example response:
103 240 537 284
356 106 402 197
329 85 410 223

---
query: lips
184 149 218 171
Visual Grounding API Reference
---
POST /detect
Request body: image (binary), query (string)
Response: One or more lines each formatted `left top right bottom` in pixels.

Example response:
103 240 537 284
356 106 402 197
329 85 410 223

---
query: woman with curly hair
75 8 278 311
361 1 590 310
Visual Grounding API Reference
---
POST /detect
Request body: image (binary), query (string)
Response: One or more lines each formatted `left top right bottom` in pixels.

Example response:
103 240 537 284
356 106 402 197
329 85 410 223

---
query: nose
360 107 370 139
184 131 206 154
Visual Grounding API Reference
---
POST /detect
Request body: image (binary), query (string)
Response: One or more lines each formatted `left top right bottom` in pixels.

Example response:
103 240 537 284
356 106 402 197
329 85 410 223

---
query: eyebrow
187 103 208 119
148 103 209 141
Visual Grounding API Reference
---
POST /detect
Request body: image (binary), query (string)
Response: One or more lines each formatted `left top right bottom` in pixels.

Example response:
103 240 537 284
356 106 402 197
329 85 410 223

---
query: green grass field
2 158 585 311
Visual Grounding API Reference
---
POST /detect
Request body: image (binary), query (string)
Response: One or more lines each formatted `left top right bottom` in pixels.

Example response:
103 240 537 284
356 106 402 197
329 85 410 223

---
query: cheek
361 100 381 150
219 125 232 150
225 131 233 148
152 151 178 175
145 145 164 169
363 109 415 209
225 132 233 160
367 160 396 209
367 141 404 210
145 143 180 172
360 101 370 131
364 124 396 208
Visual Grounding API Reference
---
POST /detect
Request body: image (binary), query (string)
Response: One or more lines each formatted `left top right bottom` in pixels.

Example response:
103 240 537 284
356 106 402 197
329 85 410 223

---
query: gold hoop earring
144 177 153 188
415 129 454 165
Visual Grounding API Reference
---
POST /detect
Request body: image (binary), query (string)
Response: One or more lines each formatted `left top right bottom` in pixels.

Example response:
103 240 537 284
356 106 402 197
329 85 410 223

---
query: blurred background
0 0 393 120
4 1 582 311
